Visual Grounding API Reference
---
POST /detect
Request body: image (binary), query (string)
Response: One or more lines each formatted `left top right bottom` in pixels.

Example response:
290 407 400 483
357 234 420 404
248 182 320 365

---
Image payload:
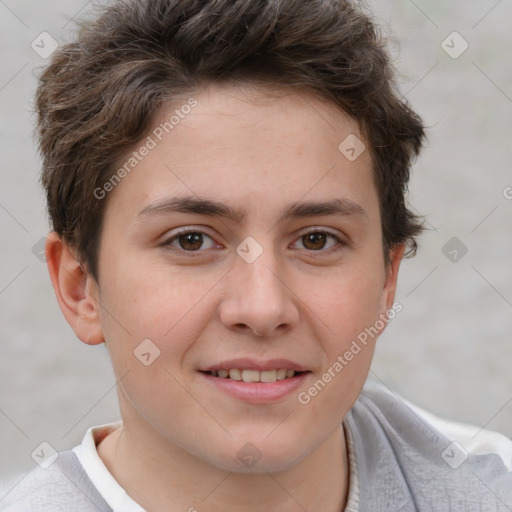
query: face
84 82 402 472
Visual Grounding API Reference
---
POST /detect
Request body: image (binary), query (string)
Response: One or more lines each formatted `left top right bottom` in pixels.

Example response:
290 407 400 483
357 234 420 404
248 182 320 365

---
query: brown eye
302 232 328 250
177 232 204 251
163 229 217 253
294 230 343 252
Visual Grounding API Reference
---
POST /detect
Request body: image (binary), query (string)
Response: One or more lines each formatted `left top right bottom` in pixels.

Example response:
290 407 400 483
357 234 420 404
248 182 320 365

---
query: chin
204 438 310 475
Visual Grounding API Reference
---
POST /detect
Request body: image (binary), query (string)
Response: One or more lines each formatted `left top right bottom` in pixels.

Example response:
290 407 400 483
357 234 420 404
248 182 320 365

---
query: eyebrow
137 195 368 224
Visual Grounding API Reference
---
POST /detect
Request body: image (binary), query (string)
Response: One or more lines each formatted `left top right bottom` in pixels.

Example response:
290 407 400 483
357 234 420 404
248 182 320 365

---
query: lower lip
200 371 310 404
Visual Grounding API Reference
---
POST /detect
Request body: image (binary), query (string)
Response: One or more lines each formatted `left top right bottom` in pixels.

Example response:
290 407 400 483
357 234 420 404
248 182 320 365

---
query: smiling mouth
200 369 308 383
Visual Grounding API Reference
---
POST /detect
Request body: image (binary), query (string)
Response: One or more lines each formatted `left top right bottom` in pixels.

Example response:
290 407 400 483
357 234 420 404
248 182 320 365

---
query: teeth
242 369 260 382
276 369 287 380
260 370 278 383
209 368 297 382
228 369 242 381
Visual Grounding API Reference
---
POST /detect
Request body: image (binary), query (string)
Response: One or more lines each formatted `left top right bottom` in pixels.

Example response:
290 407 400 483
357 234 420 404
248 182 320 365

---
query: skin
46 82 404 512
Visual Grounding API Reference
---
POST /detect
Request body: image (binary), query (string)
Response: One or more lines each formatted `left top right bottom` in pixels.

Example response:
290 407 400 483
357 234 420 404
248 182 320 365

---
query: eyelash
161 227 346 255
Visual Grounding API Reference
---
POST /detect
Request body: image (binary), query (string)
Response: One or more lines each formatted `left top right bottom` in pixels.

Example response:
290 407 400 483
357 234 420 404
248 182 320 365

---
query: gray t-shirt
2 378 511 511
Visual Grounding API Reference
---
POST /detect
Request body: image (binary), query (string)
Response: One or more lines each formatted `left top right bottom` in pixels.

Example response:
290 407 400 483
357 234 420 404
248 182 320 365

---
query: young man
3 0 512 510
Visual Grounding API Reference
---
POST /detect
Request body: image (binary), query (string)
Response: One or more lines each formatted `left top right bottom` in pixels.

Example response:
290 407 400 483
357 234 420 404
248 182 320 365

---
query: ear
380 243 406 314
45 232 105 345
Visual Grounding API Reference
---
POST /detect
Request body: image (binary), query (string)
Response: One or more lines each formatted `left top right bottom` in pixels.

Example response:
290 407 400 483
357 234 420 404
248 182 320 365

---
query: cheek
98 261 218 366
303 265 385 341
297 276 382 419
102 257 183 327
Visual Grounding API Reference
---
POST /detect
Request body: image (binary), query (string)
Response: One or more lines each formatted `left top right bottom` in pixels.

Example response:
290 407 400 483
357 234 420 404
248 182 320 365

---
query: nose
218 244 300 337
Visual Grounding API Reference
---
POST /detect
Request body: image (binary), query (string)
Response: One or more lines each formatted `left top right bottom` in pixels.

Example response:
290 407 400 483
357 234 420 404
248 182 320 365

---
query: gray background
1 0 511 497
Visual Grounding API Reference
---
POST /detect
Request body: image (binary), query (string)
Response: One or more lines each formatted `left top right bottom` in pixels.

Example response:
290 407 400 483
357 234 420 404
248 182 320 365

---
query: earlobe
45 232 105 346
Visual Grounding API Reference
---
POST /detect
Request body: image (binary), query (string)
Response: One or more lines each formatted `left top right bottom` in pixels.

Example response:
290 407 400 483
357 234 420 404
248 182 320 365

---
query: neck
97 414 350 512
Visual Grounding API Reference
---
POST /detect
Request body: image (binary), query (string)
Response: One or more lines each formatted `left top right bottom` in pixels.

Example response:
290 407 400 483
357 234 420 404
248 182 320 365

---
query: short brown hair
36 0 425 282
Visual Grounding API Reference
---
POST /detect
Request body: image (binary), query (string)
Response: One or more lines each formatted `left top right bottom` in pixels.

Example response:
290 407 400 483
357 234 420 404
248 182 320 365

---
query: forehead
103 82 378 223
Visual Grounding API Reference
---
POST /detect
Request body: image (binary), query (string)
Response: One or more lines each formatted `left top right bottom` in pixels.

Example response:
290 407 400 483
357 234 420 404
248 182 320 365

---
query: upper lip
201 358 309 372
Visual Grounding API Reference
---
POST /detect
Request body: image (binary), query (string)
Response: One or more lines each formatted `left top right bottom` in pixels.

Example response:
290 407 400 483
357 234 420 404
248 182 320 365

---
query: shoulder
355 378 512 468
1 451 111 512
345 378 512 510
